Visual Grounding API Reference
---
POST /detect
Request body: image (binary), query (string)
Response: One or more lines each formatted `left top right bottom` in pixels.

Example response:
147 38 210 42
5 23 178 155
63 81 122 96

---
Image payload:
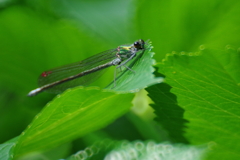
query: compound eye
134 41 141 48
134 39 145 49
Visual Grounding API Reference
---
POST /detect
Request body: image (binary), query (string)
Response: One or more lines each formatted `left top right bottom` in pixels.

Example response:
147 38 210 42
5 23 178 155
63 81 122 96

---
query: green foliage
66 140 206 160
0 137 18 160
146 81 189 144
152 48 240 159
1 0 240 160
13 87 134 158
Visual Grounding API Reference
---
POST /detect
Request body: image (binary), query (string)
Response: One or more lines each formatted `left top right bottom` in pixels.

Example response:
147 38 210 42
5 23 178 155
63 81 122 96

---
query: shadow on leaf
146 68 189 143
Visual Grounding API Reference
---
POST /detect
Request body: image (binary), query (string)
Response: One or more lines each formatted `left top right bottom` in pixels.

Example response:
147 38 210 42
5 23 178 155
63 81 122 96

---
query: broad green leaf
154 47 240 159
0 137 18 160
66 140 206 160
146 81 189 143
13 87 134 158
106 40 163 92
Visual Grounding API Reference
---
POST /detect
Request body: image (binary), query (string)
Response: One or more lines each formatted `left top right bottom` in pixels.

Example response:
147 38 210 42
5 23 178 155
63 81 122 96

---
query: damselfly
28 39 146 96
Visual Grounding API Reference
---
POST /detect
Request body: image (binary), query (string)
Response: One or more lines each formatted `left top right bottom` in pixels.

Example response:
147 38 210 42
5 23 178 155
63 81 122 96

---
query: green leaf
146 81 189 143
66 140 206 160
0 137 18 160
13 87 134 158
155 46 240 159
106 40 163 92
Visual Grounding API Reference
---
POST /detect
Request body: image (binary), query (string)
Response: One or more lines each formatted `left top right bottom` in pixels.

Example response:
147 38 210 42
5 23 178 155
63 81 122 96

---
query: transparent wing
38 49 118 93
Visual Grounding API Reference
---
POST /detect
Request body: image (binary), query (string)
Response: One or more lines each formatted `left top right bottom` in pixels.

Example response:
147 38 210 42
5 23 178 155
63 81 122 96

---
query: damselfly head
134 39 145 50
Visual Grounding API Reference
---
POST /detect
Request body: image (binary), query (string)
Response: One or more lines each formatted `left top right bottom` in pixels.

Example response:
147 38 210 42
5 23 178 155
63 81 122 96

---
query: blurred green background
1 0 240 159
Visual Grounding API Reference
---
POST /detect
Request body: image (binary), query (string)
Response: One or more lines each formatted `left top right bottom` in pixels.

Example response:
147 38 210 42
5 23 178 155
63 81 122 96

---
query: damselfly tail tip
27 88 41 97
